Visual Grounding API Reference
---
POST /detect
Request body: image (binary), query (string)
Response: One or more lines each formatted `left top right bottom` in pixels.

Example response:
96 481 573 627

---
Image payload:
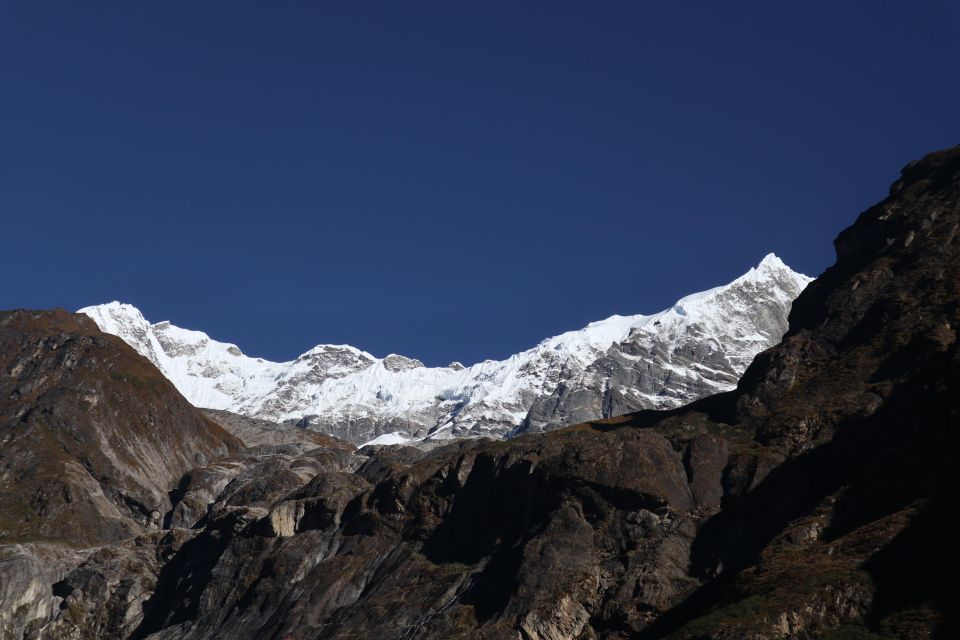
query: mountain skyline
4 4 958 367
79 253 811 445
79 253 804 366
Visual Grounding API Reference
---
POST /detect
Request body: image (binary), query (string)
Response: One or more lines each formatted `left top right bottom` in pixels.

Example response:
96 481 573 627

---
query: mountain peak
758 251 787 269
747 252 811 282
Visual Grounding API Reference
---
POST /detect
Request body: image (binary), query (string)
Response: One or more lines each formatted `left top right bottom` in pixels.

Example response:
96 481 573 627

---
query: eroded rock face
0 546 60 639
110 428 698 640
40 529 196 640
3 145 959 639
167 444 360 530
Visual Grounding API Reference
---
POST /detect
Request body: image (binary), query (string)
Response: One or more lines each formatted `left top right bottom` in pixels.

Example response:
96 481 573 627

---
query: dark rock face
634 145 960 638
2 145 959 639
200 408 354 450
107 429 694 640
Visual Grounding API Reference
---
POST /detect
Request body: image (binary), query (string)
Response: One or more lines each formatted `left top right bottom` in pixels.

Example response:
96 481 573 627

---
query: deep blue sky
2 3 958 366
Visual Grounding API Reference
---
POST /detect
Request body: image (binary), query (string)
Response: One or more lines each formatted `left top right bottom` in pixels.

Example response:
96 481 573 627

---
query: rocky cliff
2 145 957 639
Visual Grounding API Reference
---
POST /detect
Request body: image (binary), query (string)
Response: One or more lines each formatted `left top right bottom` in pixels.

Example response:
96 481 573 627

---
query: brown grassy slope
0 309 243 547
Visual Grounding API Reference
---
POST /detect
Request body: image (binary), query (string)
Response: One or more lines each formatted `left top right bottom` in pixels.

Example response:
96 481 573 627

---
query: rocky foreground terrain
1 144 958 639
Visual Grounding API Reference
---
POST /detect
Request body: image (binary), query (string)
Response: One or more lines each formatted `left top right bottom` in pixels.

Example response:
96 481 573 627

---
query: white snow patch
361 432 411 447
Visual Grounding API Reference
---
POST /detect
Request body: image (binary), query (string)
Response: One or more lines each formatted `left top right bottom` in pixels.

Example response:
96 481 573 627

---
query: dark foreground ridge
2 144 958 639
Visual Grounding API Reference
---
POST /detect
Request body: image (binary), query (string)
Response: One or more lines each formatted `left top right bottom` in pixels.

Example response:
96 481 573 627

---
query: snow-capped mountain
79 254 811 445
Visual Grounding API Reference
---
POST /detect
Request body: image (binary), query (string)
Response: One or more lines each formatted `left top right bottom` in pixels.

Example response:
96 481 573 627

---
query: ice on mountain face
360 431 412 447
520 253 813 433
78 254 813 445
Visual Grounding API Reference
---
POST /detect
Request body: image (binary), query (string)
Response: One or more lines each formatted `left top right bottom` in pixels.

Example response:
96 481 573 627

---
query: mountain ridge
79 253 812 444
